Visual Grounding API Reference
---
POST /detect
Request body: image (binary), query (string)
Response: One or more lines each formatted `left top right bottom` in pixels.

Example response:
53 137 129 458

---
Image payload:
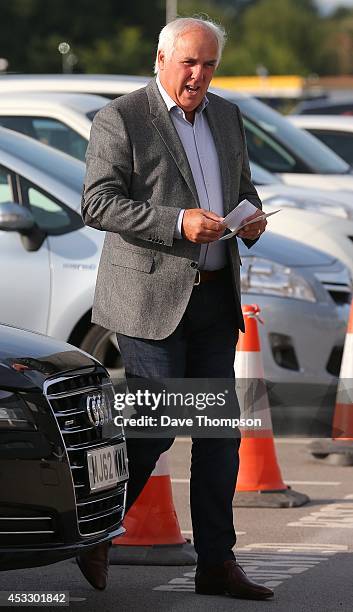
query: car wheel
80 324 125 378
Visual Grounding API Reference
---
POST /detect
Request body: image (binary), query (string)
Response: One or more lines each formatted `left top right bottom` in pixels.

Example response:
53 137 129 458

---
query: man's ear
158 49 165 70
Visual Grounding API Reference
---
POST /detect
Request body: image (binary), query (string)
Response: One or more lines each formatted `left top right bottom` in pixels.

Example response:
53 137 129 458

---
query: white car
0 127 352 434
2 89 353 276
0 92 108 161
2 91 353 277
0 74 149 97
251 163 353 276
288 114 353 167
2 75 353 192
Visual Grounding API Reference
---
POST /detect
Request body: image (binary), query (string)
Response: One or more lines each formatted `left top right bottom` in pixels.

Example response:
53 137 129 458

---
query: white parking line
70 598 87 602
275 439 311 444
172 478 341 485
286 480 341 486
153 547 343 591
174 438 312 444
242 543 348 553
181 530 246 536
288 494 353 528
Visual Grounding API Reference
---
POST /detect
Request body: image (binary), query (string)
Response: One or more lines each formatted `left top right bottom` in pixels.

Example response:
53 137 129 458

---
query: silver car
0 127 351 433
1 75 353 192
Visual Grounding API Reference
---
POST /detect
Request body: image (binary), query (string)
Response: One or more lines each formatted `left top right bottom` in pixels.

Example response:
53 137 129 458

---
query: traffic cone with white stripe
110 451 196 565
310 300 353 465
233 304 309 507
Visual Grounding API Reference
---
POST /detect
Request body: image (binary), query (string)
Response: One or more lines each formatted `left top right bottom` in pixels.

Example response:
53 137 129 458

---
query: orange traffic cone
310 300 353 465
110 452 196 565
233 304 309 507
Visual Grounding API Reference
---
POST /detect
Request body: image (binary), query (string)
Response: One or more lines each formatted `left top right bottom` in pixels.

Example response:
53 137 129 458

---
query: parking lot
1 437 353 612
3 7 353 612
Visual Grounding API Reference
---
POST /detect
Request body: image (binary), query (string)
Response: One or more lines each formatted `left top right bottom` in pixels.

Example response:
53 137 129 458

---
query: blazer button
190 261 198 268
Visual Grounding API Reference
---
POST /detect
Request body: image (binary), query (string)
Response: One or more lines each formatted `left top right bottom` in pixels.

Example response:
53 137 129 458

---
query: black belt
194 267 229 286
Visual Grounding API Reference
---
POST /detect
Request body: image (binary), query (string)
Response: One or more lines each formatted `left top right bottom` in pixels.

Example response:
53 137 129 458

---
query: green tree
0 0 164 73
316 12 353 75
78 26 154 75
177 0 323 76
2 0 353 77
226 0 321 75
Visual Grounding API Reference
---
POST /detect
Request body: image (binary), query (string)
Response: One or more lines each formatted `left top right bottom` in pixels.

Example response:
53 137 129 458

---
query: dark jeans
117 272 241 567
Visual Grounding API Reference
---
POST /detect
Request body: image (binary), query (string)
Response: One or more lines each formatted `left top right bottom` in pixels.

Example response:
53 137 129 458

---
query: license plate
87 443 129 493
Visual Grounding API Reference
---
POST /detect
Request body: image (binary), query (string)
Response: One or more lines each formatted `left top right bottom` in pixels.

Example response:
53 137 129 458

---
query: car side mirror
0 201 46 251
0 201 35 232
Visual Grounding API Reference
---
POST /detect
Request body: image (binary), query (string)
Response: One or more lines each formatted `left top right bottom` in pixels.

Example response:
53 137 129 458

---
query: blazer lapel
146 80 200 208
205 103 232 215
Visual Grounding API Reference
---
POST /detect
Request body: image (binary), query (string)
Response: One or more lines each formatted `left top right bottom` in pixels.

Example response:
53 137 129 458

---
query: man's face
158 27 218 118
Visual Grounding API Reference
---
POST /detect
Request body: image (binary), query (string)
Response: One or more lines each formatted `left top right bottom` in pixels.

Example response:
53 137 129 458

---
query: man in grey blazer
80 17 272 600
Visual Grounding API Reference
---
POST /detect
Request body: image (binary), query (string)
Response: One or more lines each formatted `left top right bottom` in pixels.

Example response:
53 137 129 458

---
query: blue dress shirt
156 77 227 271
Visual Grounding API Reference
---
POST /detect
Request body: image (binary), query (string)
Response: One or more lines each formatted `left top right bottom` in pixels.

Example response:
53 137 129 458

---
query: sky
315 0 353 14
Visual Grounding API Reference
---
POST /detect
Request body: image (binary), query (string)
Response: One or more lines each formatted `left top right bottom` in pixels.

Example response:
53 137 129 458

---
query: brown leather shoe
195 560 274 600
76 542 110 591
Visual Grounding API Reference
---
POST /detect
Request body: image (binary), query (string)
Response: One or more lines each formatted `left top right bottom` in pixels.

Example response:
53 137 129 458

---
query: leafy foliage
0 0 352 76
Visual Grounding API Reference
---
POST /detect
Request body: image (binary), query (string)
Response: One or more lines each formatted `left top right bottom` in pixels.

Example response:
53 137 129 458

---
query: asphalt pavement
1 438 353 612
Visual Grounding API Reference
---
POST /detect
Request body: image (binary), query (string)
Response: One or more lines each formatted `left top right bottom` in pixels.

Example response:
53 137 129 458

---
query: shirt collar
156 75 209 116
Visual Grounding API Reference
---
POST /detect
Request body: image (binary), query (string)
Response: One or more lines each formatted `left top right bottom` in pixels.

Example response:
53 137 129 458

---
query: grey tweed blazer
82 79 262 338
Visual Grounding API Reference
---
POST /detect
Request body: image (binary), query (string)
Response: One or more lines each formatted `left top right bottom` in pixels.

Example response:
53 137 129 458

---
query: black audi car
0 323 128 570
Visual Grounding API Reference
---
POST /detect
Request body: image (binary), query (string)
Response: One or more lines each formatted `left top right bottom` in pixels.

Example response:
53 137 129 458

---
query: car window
232 96 351 175
244 118 297 173
93 93 119 100
20 178 83 235
0 166 13 203
0 128 85 194
0 116 88 161
0 116 37 139
297 103 353 115
308 130 353 166
250 162 281 185
86 109 102 121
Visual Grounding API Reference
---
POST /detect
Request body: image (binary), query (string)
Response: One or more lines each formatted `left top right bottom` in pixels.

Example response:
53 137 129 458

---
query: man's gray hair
154 16 226 74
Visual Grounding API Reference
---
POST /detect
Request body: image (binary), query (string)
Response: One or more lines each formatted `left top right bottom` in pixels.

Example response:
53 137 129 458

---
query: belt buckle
194 269 201 286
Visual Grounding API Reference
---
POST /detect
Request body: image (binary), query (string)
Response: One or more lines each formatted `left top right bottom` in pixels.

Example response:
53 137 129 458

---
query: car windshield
0 127 84 194
231 95 350 175
86 109 101 122
250 162 281 185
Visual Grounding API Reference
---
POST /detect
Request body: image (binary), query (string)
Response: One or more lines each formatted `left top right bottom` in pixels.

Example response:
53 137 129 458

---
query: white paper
219 209 281 240
222 199 260 232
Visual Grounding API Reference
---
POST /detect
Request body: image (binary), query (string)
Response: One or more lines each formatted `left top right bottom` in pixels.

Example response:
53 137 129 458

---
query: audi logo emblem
86 393 108 427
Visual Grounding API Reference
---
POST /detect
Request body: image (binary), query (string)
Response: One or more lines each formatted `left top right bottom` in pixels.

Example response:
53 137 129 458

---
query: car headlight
264 195 353 220
241 257 317 302
0 391 35 430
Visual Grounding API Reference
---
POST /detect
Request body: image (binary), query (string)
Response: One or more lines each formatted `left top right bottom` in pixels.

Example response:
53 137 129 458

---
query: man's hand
182 209 226 243
237 209 267 240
